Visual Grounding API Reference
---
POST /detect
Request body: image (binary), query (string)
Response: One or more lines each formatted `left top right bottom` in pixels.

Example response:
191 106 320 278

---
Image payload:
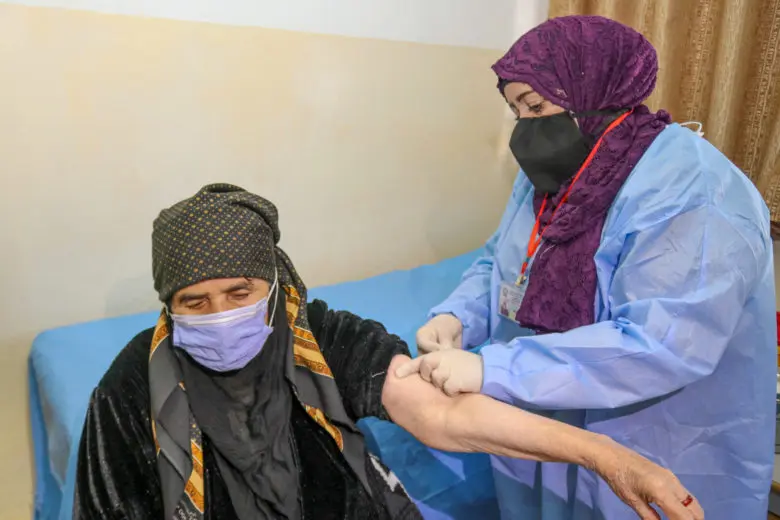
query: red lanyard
516 109 633 286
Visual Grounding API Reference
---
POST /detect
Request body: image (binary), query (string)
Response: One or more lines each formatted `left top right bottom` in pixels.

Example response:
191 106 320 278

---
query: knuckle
622 494 641 508
443 380 457 395
650 472 670 491
649 476 665 490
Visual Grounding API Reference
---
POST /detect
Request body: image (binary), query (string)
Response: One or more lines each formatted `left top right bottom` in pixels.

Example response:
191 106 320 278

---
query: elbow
380 355 410 420
380 356 464 451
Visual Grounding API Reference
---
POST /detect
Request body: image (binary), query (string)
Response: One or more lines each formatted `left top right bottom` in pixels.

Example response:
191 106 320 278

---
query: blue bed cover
29 250 499 520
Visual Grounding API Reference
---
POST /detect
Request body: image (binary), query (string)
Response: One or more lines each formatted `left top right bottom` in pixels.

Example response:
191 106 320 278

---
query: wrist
582 433 620 474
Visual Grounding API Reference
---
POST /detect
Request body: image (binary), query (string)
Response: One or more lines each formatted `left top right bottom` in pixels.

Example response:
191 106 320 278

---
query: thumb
453 330 463 350
439 335 455 350
416 326 440 352
442 320 462 350
417 336 441 353
395 356 425 379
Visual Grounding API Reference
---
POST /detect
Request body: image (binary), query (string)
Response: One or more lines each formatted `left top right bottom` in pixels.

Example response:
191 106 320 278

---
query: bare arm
382 356 703 520
447 390 606 466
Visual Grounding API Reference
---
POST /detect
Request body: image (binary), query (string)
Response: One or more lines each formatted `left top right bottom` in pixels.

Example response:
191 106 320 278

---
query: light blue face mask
169 275 279 372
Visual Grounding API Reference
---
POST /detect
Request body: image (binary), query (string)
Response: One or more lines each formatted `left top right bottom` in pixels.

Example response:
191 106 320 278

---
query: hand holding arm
395 349 483 396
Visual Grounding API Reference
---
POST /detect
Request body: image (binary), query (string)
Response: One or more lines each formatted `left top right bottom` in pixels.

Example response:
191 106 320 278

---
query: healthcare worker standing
397 15 776 520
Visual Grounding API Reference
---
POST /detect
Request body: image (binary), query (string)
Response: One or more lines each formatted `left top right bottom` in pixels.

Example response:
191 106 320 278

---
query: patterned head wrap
152 183 280 302
491 16 672 333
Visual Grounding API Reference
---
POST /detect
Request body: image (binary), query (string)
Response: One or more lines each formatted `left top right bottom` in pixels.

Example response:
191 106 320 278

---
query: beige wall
0 3 528 517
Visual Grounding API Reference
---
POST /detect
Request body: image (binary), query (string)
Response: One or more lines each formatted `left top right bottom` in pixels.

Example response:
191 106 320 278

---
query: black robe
73 300 421 520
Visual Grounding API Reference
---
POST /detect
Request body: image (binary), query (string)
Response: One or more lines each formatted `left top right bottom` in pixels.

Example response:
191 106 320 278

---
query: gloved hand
415 314 463 354
395 349 483 396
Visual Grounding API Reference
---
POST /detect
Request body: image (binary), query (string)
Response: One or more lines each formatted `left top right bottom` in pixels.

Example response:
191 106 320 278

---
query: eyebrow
176 280 255 304
177 292 208 305
509 88 536 107
223 280 255 293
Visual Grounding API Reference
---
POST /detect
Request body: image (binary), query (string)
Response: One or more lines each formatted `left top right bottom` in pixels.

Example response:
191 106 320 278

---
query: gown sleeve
73 351 163 518
479 205 769 409
310 299 411 422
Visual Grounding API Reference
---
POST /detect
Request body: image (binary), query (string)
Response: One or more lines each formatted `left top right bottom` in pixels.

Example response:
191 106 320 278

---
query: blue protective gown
429 124 776 519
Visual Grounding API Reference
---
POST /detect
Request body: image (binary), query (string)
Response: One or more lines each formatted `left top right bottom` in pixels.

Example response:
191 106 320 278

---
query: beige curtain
550 0 780 233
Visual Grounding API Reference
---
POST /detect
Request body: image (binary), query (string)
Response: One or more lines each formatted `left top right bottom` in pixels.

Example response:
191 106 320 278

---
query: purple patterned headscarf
493 15 672 333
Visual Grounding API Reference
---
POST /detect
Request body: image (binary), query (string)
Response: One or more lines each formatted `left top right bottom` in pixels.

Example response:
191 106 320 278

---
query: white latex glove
415 314 463 354
395 349 483 396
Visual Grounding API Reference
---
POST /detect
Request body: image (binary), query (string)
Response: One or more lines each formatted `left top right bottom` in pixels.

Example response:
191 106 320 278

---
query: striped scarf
149 281 372 519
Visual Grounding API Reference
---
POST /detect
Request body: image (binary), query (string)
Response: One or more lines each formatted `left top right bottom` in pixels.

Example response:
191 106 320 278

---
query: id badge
498 281 528 324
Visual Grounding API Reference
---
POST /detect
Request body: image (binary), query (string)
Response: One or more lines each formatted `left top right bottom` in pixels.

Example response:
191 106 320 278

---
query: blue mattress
29 250 499 520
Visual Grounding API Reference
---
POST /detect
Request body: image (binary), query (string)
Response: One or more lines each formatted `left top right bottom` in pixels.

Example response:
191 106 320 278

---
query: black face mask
509 111 624 194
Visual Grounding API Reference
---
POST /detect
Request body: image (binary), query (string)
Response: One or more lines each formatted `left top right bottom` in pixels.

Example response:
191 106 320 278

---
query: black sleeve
73 339 163 519
308 299 411 422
